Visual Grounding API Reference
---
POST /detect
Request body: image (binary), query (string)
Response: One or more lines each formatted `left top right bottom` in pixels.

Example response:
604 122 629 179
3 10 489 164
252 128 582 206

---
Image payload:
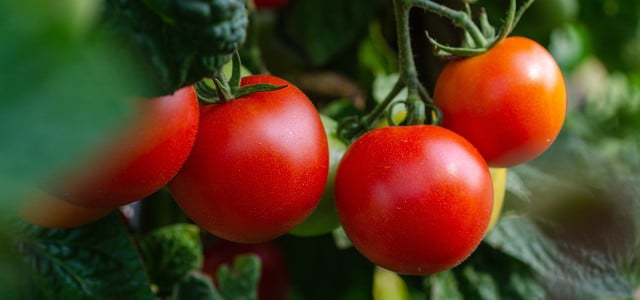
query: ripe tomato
202 240 289 300
434 36 566 167
52 86 200 208
169 75 329 243
254 0 288 9
18 188 112 228
289 115 346 237
335 125 493 275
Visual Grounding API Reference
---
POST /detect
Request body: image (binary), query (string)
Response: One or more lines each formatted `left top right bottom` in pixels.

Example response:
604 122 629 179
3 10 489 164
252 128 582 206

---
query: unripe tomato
202 240 289 300
335 125 493 275
487 168 507 231
52 86 200 208
434 36 566 167
289 115 347 237
18 189 112 228
169 75 328 243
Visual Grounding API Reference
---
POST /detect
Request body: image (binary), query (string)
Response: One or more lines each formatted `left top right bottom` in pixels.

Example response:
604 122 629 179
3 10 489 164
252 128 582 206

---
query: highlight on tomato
169 75 329 243
335 125 493 275
49 86 200 209
434 36 567 167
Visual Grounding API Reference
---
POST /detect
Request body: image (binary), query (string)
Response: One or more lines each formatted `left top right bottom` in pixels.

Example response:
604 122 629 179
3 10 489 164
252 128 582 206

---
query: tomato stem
408 0 487 47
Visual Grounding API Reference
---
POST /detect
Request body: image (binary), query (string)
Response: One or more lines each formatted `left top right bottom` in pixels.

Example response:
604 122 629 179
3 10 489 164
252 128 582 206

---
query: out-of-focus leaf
216 255 261 300
373 267 410 300
427 270 464 300
139 224 203 291
282 0 384 66
486 196 637 299
0 1 144 211
12 212 154 299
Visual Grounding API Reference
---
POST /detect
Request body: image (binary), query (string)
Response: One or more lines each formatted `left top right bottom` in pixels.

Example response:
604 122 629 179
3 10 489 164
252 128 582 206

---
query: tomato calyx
194 54 286 104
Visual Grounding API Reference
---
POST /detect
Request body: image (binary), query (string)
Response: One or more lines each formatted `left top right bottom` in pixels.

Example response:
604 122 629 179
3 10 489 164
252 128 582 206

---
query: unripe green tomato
486 168 507 232
289 115 347 236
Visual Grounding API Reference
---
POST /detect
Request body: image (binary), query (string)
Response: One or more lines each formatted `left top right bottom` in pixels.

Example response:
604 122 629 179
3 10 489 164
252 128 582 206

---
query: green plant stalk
408 0 487 47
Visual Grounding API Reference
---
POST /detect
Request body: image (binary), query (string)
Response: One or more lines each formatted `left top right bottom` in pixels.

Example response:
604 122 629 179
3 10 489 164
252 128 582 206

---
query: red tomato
19 188 113 228
52 86 200 208
434 36 566 167
254 0 288 9
335 125 493 275
169 75 329 243
202 240 289 300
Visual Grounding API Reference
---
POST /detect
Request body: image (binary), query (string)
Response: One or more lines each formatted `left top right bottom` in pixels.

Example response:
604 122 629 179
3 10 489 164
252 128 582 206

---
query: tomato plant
202 240 289 300
434 36 567 167
169 75 328 243
51 86 199 208
335 125 493 275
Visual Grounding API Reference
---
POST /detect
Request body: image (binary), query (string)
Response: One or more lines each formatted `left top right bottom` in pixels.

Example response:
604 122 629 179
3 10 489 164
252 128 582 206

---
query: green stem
408 0 487 47
361 78 405 128
392 0 420 97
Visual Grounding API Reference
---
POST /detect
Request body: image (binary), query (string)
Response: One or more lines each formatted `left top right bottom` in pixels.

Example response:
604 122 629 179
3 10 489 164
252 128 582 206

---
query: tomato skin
434 36 566 167
335 125 493 275
54 86 200 208
202 240 289 300
169 75 329 243
254 0 288 9
19 189 112 228
289 115 346 237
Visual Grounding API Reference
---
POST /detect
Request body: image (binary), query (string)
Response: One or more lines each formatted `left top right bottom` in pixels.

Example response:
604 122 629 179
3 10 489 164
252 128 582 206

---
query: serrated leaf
216 255 261 300
446 243 546 300
486 216 634 298
139 224 203 291
282 0 384 66
11 212 154 299
172 271 223 300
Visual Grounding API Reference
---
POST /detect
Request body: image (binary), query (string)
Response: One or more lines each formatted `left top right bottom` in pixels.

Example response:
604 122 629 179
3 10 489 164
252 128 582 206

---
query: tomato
487 168 507 231
202 240 289 300
254 0 288 9
52 86 200 208
335 125 493 275
18 188 112 228
169 75 329 243
289 115 346 237
434 36 567 167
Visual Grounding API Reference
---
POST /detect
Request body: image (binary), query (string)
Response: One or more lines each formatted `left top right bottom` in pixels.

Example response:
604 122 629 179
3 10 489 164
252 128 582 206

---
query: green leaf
216 255 261 300
172 271 223 300
282 0 385 66
139 224 203 291
448 243 547 300
427 270 464 300
486 164 640 298
0 1 143 211
11 212 154 299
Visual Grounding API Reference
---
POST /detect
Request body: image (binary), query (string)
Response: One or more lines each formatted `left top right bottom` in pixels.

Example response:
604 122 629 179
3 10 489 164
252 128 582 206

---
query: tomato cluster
20 35 565 277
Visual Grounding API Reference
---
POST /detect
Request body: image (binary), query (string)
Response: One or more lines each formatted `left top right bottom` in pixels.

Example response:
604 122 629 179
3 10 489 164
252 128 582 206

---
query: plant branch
408 0 487 47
